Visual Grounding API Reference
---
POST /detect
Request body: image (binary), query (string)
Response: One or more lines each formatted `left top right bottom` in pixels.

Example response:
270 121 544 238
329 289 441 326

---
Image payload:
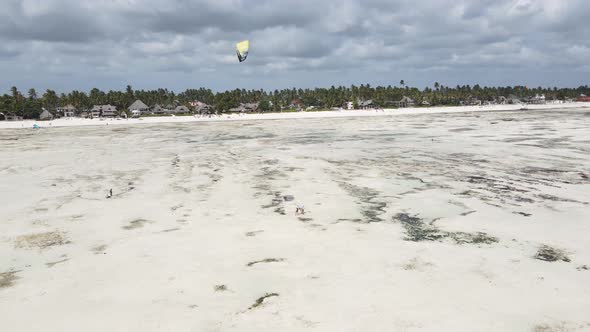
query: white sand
1 108 590 331
1 102 589 129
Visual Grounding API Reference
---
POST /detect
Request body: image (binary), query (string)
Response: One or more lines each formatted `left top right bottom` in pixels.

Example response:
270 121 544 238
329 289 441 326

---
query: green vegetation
2 84 589 119
258 99 271 112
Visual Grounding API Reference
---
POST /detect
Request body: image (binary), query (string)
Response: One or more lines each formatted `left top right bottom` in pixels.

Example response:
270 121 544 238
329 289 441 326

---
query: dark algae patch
535 245 571 262
214 284 228 292
393 213 446 242
122 219 151 230
258 191 287 215
248 293 279 310
246 258 285 267
338 182 387 223
451 232 499 244
393 213 498 245
0 271 20 289
46 258 70 268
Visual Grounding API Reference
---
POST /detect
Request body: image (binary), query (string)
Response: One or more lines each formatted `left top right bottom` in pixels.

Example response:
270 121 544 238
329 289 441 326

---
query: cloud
0 1 106 42
0 0 589 92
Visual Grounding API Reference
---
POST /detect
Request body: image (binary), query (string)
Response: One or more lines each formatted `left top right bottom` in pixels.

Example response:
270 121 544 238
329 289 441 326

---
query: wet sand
1 109 589 331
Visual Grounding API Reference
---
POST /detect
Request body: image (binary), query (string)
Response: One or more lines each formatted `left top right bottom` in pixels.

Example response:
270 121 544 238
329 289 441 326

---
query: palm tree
10 86 19 100
10 86 24 114
42 89 59 110
28 88 37 100
125 85 134 106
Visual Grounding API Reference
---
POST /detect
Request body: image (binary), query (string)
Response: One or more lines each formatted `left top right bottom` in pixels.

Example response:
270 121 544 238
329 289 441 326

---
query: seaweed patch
534 245 571 262
214 284 228 292
0 271 20 289
338 182 387 223
248 293 279 310
122 219 151 230
246 258 285 267
15 231 69 250
392 213 498 245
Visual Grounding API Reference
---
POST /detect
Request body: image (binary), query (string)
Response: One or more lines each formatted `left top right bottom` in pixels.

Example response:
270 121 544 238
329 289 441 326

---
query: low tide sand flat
1 108 590 331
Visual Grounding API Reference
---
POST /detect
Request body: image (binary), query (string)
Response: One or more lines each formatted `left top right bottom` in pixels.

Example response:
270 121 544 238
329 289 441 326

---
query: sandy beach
1 102 590 129
1 107 590 331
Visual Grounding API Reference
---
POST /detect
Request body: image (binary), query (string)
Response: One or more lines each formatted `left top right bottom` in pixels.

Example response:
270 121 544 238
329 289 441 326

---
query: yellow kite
236 40 250 62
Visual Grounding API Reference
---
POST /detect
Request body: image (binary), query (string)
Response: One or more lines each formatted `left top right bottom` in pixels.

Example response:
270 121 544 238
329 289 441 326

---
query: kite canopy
236 40 249 62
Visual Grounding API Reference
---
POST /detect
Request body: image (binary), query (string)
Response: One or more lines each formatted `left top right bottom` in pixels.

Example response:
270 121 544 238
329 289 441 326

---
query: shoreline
1 102 590 129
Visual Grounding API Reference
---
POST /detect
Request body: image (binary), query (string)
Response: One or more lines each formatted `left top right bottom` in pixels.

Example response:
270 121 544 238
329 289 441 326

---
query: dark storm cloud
0 1 105 42
129 0 319 34
0 0 589 92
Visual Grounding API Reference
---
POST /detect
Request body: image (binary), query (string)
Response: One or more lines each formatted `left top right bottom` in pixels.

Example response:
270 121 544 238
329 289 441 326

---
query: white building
56 104 78 117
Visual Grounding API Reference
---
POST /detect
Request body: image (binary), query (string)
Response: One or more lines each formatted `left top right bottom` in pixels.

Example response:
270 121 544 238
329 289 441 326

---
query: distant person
296 204 305 215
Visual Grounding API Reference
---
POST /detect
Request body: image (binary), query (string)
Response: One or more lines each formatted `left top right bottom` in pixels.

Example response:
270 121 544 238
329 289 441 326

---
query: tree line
2 83 589 119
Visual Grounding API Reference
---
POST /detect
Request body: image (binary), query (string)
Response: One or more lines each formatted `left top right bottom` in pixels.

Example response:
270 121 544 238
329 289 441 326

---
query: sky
0 0 589 93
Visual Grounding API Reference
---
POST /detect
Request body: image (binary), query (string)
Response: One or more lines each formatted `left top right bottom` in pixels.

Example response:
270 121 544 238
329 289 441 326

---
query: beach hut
228 105 245 113
243 103 259 113
5 113 23 121
359 100 375 109
288 98 304 111
227 103 259 113
90 105 117 118
39 109 54 120
128 100 149 114
151 104 165 115
507 95 522 104
391 96 415 108
173 106 190 114
195 103 212 114
529 94 546 104
102 105 117 117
